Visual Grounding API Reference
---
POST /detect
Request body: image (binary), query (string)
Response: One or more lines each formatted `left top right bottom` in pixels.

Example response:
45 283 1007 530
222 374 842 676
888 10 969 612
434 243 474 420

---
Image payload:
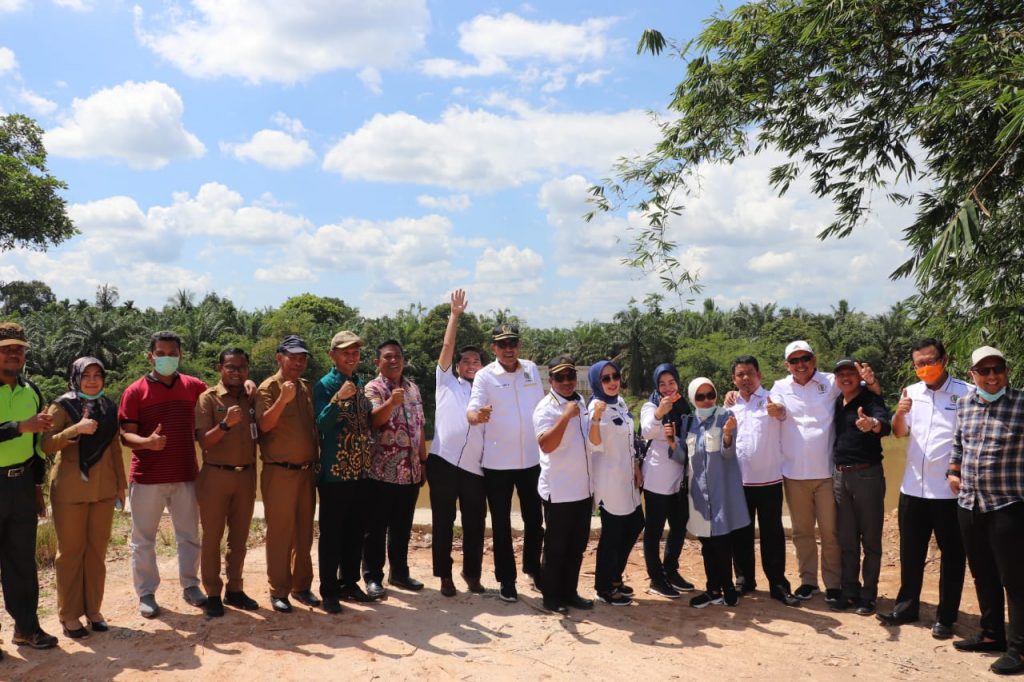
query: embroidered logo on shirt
817 385 826 394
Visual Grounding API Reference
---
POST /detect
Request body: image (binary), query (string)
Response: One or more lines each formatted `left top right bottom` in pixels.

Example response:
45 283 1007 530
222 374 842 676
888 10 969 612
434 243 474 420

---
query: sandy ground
0 510 1001 681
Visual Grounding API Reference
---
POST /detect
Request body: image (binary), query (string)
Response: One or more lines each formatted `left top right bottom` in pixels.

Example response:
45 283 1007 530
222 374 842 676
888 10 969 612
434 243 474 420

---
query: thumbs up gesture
896 388 912 416
766 395 785 420
855 407 877 433
148 423 168 451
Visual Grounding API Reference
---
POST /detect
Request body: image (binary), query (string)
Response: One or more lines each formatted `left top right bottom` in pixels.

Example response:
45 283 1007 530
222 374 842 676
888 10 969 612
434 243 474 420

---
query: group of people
0 293 1020 675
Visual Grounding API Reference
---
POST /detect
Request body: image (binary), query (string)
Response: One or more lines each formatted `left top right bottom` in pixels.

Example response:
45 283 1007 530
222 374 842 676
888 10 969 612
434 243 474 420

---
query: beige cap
970 345 1004 368
330 331 363 350
0 322 29 348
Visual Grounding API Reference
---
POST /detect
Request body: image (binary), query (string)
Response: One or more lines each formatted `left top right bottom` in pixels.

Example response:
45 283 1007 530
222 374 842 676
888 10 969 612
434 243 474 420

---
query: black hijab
648 362 692 433
54 357 118 480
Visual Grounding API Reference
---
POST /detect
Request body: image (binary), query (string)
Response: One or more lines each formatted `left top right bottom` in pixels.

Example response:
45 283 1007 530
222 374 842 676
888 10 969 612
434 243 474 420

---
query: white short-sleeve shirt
431 364 484 476
466 359 544 470
731 386 785 486
639 401 686 495
589 398 640 515
901 375 972 499
534 391 592 503
770 371 839 480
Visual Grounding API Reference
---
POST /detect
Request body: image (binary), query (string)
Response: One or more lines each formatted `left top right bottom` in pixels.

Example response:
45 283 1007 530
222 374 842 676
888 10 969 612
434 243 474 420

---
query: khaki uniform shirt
195 382 258 467
256 371 317 465
43 403 127 505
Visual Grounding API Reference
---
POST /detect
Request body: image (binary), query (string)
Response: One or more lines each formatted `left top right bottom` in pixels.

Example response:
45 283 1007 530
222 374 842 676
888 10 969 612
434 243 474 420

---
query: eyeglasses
551 372 577 383
600 372 621 384
787 354 814 365
973 364 1007 377
495 340 519 349
694 391 716 402
912 357 943 369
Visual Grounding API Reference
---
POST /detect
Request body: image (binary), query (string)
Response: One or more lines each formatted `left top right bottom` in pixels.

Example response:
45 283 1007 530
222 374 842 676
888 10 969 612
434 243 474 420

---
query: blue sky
0 0 916 326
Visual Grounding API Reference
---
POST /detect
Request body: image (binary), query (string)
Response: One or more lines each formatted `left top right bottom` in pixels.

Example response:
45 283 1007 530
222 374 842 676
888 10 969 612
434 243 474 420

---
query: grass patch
35 519 58 569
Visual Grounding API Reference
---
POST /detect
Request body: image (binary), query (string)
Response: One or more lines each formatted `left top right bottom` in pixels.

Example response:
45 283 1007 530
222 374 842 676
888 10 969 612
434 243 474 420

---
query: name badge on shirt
817 384 826 394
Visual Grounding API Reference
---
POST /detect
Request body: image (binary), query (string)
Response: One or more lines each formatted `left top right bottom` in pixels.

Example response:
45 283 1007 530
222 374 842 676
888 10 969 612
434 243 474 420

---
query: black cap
547 355 576 374
833 357 857 371
277 334 311 355
492 323 520 342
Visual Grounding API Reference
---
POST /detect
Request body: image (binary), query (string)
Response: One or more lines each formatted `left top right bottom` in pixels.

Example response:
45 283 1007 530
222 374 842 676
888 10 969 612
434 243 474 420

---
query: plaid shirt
950 387 1024 512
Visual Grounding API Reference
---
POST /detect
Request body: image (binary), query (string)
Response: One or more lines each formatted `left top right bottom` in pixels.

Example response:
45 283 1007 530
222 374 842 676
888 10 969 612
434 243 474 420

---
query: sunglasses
694 391 717 402
973 364 1007 377
787 354 814 365
600 372 621 384
551 372 577 383
495 339 519 349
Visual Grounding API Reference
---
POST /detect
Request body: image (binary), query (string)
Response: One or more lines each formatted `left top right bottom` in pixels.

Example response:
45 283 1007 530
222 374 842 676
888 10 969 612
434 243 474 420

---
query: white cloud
135 0 430 84
357 67 382 95
45 80 205 169
53 0 94 10
416 193 471 212
0 47 16 74
323 103 658 191
270 112 306 136
17 89 57 116
748 251 796 273
220 129 315 169
473 245 544 295
0 0 25 13
254 265 315 282
575 69 609 87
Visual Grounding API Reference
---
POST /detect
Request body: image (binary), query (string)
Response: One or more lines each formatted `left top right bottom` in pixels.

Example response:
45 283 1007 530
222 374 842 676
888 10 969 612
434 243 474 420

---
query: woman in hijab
589 360 643 606
639 363 695 598
684 376 749 609
43 357 126 638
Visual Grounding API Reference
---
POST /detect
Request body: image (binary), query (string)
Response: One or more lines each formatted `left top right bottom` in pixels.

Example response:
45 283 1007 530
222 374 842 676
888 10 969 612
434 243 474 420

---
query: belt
204 463 254 472
266 461 315 471
836 462 878 472
0 463 28 478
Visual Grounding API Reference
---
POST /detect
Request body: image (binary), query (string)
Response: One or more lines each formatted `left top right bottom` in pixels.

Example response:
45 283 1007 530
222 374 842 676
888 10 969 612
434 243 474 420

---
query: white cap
784 340 813 359
970 345 1004 368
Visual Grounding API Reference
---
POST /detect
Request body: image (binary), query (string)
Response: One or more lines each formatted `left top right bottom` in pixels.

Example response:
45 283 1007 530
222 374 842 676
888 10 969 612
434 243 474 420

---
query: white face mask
695 406 716 420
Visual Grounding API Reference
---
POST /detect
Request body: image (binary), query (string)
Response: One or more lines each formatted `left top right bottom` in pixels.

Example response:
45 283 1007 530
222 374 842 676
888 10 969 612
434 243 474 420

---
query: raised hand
855 406 876 432
148 424 167 450
478 404 493 423
279 381 298 405
337 380 357 401
662 422 675 440
723 415 737 437
76 413 99 435
390 387 406 406
564 400 581 419
855 361 876 385
450 288 468 315
896 388 912 416
592 400 607 420
224 404 243 428
766 395 784 419
656 392 679 418
19 412 53 433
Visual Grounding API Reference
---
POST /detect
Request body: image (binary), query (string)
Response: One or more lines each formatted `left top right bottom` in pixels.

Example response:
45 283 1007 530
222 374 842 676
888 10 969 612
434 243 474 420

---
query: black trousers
699 533 737 594
317 479 367 598
594 506 644 593
731 482 790 593
541 497 592 605
893 493 965 624
427 455 487 580
833 464 885 601
362 479 420 583
0 474 41 634
959 501 1024 651
642 488 688 581
483 465 544 584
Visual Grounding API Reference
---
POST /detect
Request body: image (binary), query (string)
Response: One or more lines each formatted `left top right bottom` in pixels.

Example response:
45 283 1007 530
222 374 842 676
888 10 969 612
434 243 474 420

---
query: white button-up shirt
431 364 484 476
639 401 687 495
732 386 785 486
466 359 544 470
901 375 971 499
534 391 592 503
589 398 640 515
770 371 839 480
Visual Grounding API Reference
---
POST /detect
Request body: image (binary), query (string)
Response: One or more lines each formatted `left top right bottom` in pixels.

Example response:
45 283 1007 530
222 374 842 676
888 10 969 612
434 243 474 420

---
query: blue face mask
976 386 1007 403
695 406 717 420
154 356 180 376
77 389 104 400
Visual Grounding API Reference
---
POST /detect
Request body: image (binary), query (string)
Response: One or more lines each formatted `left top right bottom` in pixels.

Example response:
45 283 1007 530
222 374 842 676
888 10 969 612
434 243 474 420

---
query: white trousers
129 481 201 598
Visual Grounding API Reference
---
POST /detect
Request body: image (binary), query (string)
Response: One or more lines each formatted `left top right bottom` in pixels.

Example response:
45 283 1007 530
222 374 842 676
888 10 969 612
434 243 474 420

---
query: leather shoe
290 590 321 607
543 600 568 615
270 596 292 613
224 591 260 611
13 630 58 649
339 584 376 603
204 596 225 618
931 622 955 640
183 586 208 607
461 572 485 594
566 594 594 610
877 610 919 626
365 581 386 600
954 634 1007 652
322 598 342 614
88 620 109 633
991 650 1024 675
771 586 800 607
62 623 89 639
388 575 424 591
440 577 457 597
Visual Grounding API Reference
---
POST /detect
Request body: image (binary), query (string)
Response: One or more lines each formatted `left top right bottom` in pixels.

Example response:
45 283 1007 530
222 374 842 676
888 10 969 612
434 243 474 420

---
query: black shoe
566 594 594 610
224 591 259 611
62 623 89 639
204 596 225 618
723 588 740 607
824 588 843 604
877 610 919 626
830 596 856 611
290 590 321 607
954 634 1008 652
365 581 386 600
689 592 722 609
13 629 58 649
597 591 632 606
931 622 954 640
498 583 518 603
322 598 342 614
440 577 457 597
388 575 424 591
793 584 818 600
611 582 634 596
855 599 876 616
991 650 1024 675
770 585 800 607
338 584 375 603
542 600 568 615
736 579 756 595
648 579 681 599
88 620 109 633
460 572 485 594
270 596 292 613
525 572 541 591
665 571 695 592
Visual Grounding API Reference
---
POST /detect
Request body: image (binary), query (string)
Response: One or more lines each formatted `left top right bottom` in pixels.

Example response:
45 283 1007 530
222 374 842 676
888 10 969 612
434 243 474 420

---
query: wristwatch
218 420 232 432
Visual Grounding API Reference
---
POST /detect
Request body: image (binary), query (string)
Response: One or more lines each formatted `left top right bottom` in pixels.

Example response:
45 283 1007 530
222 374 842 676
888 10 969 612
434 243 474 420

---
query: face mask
976 387 1006 403
77 389 104 400
695 406 717 420
915 363 945 385
154 356 179 376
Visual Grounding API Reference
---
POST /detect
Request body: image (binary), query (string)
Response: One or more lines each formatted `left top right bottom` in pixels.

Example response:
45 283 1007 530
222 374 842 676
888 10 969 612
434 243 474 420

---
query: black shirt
833 389 891 466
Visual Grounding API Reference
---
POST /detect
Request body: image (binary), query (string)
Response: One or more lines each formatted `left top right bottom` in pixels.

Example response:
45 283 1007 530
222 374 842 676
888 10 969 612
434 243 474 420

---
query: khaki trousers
784 477 840 589
52 498 115 626
261 464 315 598
197 466 256 596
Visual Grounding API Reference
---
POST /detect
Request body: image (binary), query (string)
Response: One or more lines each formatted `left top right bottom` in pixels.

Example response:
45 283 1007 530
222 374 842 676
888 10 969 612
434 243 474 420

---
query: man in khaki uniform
195 348 260 617
256 335 320 613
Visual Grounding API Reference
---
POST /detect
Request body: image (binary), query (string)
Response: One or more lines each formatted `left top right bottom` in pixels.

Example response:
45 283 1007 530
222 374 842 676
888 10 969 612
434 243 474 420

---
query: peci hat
547 355 576 375
0 322 29 348
833 357 857 372
330 331 363 350
277 334 311 355
492 323 520 342
784 340 813 360
970 345 1005 368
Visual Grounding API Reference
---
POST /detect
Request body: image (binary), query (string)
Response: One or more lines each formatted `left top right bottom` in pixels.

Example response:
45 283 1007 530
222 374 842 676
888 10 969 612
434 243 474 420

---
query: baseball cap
277 334 311 354
785 340 813 359
330 331 363 350
0 322 29 348
970 346 1005 368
